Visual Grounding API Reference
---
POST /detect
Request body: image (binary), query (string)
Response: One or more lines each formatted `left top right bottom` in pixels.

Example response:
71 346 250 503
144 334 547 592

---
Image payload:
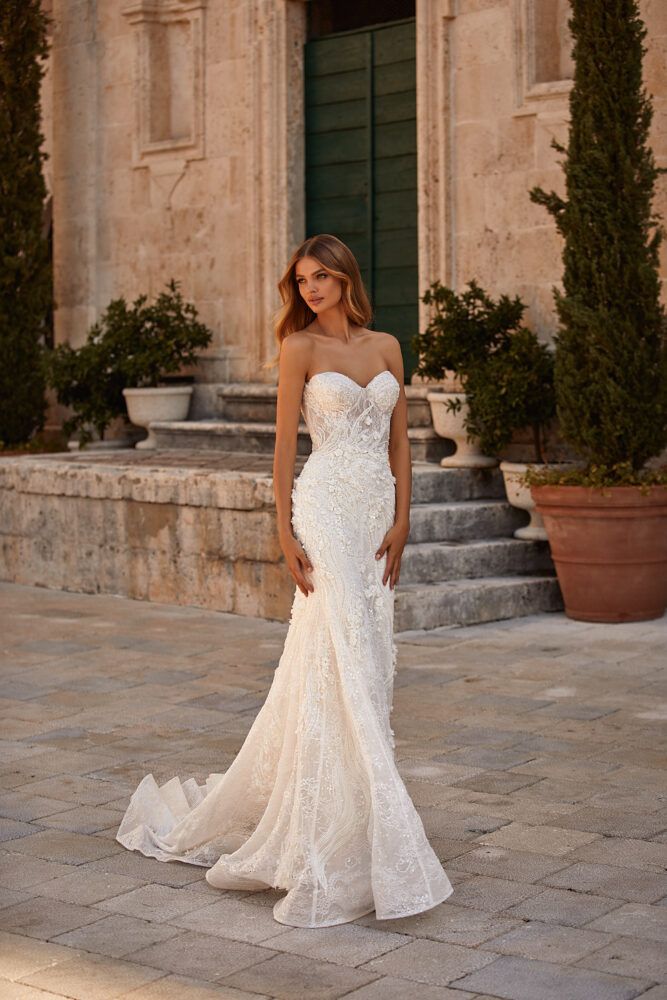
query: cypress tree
530 0 667 478
0 0 52 444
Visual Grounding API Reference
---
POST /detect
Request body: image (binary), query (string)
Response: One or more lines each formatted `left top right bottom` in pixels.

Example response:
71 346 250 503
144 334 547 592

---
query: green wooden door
305 18 418 377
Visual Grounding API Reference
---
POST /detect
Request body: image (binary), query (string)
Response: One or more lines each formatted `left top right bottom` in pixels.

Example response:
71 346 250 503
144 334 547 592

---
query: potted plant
411 280 527 468
413 280 544 468
46 279 213 449
120 279 212 448
463 325 559 539
45 322 133 449
526 0 667 622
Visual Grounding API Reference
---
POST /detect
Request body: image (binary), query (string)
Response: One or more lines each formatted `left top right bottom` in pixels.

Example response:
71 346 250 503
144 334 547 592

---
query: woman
115 234 453 927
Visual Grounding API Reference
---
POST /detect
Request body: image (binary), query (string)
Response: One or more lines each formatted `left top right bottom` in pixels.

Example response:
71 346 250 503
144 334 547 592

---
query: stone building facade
39 0 667 432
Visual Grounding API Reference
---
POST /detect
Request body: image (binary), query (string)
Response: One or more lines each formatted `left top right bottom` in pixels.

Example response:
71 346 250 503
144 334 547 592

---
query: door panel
305 18 418 376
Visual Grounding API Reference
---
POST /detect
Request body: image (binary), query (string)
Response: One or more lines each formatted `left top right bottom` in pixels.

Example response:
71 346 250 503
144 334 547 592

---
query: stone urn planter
500 461 548 539
531 484 667 622
122 385 193 449
426 391 497 469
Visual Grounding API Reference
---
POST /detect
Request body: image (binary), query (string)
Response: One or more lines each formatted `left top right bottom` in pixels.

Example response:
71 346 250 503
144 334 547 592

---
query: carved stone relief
122 0 207 165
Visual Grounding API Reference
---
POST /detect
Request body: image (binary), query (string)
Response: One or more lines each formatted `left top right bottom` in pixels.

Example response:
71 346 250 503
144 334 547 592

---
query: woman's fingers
376 537 388 560
292 552 314 595
382 561 390 586
295 542 313 572
301 555 314 591
382 551 401 589
293 566 310 596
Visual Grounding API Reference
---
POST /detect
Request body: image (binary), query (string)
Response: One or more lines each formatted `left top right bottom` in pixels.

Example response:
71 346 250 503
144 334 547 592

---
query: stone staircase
396 464 562 631
151 381 453 463
148 381 562 629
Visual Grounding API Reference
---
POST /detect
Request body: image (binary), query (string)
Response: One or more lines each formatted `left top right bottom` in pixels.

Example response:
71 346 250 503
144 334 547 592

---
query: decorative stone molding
512 0 573 115
245 0 308 381
122 0 207 165
415 0 456 379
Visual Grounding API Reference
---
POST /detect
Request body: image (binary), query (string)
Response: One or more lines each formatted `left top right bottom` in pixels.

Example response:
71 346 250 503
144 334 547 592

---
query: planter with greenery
411 279 528 468
0 1 52 447
46 279 213 448
527 0 667 622
463 324 560 539
411 279 560 511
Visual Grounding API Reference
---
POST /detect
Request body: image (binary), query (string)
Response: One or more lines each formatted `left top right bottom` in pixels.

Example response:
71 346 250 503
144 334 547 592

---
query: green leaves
412 281 556 464
117 278 213 389
466 328 556 464
44 279 213 446
415 279 527 378
529 0 667 481
0 0 53 445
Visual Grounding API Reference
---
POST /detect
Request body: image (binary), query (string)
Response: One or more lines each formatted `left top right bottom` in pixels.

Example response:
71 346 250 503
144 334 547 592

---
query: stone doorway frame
255 0 456 379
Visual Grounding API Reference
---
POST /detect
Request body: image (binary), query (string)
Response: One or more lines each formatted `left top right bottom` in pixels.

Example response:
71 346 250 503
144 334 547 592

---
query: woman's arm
377 335 412 589
273 333 315 596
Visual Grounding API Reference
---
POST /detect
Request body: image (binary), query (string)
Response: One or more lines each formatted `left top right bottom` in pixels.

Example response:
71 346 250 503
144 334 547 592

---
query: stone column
244 0 308 382
51 0 103 350
415 0 457 384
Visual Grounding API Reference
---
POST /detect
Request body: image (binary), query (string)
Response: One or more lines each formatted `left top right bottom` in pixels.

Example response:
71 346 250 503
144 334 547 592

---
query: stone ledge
0 453 276 511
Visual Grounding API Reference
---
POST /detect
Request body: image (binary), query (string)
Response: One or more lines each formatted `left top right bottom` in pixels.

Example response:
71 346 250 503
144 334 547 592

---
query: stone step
216 381 436 428
410 463 505 502
408 499 526 543
394 575 563 632
150 419 452 463
151 418 313 455
400 537 553 584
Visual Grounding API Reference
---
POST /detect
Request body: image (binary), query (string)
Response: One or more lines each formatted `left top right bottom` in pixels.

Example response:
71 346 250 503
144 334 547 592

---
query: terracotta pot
531 484 667 622
426 391 497 469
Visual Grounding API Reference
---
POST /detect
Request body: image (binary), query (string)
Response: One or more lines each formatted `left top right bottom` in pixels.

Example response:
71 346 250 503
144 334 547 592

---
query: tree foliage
412 280 556 462
530 0 667 478
0 0 52 444
46 279 213 445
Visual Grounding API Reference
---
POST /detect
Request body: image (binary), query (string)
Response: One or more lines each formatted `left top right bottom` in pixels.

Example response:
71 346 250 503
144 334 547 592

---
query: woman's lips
309 297 323 305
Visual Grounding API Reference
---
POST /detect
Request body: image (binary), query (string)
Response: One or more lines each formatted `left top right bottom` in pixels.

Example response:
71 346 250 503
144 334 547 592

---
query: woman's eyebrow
295 268 326 278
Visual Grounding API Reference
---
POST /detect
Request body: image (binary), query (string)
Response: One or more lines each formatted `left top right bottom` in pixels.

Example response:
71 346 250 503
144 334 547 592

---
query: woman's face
295 256 342 313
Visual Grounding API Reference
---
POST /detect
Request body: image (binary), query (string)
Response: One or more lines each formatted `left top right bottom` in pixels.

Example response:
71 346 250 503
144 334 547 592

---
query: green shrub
411 279 526 378
0 1 53 444
411 280 556 463
529 0 667 484
465 327 556 463
46 279 213 446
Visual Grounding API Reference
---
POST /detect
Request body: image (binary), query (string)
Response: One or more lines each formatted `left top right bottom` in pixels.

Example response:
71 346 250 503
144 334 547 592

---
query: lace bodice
301 369 400 459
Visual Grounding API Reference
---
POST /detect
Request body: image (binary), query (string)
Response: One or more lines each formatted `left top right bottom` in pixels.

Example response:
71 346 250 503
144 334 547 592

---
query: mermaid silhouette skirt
115 370 453 927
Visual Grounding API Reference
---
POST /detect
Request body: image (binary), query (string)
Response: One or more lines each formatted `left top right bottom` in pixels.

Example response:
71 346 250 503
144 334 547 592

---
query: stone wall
40 0 667 438
0 455 292 620
445 0 667 338
43 0 307 404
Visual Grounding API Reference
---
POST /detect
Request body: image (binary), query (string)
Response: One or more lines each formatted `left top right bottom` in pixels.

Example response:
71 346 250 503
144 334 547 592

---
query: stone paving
0 580 665 1000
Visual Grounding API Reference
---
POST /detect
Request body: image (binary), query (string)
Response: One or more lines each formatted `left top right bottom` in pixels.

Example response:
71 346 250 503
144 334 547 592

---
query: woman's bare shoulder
369 330 402 355
279 331 313 382
280 329 312 355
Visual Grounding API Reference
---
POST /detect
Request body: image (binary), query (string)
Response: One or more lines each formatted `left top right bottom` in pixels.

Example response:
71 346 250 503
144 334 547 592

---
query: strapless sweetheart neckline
305 369 398 392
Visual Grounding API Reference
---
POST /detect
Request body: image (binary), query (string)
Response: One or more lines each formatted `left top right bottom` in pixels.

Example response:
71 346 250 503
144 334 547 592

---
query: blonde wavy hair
262 234 373 372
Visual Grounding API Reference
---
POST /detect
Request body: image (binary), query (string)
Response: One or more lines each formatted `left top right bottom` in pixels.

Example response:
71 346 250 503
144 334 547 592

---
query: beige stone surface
39 1 666 441
0 451 290 620
1 581 666 997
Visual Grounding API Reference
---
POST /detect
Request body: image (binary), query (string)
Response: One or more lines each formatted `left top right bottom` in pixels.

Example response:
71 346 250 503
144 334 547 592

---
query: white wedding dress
115 369 453 927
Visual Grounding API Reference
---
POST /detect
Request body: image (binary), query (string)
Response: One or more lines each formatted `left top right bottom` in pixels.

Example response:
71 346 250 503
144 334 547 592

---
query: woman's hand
281 532 315 596
375 521 410 590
